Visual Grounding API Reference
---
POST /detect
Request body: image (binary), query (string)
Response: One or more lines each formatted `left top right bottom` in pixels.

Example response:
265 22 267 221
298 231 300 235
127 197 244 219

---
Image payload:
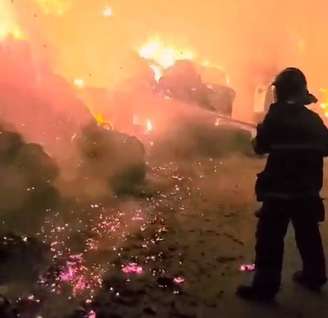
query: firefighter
237 68 328 301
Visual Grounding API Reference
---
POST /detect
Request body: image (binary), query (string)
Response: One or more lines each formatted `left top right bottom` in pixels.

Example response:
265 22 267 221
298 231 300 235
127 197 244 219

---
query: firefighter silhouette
237 68 327 301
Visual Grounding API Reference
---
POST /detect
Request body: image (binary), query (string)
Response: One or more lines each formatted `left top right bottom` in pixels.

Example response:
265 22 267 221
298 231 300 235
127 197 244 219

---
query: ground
1 155 328 317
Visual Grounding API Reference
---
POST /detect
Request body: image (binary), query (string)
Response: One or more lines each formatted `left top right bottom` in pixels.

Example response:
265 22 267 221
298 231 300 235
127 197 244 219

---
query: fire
138 39 194 68
122 263 144 275
138 38 222 84
138 38 194 81
93 113 112 130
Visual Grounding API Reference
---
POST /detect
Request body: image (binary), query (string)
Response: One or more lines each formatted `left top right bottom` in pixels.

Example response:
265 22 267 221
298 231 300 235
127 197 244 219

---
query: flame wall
2 0 328 122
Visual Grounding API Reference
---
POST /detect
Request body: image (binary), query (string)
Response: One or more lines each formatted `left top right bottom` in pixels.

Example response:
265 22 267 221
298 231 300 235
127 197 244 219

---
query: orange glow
5 0 328 124
93 113 113 130
138 38 197 82
0 2 25 40
146 119 154 132
73 78 85 89
35 0 72 15
102 6 113 17
320 89 328 117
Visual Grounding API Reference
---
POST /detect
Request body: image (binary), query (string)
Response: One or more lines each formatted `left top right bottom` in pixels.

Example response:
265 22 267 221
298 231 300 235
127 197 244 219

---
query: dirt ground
156 156 328 318
1 155 328 317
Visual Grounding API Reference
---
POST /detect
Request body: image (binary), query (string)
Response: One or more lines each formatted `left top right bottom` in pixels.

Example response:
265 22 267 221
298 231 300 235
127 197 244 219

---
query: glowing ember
240 264 256 272
42 254 104 297
122 263 144 275
173 276 185 285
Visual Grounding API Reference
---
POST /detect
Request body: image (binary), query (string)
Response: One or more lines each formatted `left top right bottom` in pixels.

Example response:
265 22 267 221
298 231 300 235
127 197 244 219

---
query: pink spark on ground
73 276 87 295
122 263 144 275
57 254 100 296
173 276 185 285
132 216 144 221
60 262 78 282
59 254 84 282
240 264 256 272
87 310 96 318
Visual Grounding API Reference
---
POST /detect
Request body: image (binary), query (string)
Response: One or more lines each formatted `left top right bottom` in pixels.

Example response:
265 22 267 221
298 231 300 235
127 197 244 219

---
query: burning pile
0 124 59 232
76 123 147 195
0 38 149 199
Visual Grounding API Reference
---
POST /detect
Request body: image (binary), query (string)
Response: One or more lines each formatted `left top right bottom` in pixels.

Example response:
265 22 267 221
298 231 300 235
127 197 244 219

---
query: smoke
5 0 328 122
0 38 92 160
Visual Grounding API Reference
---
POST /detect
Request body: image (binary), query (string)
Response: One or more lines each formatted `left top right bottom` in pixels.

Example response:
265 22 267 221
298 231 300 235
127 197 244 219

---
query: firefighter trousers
253 199 326 294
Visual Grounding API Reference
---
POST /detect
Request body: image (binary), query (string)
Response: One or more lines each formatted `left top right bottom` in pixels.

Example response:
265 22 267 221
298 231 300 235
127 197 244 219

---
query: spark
173 276 185 285
87 311 96 318
240 264 256 272
122 263 144 275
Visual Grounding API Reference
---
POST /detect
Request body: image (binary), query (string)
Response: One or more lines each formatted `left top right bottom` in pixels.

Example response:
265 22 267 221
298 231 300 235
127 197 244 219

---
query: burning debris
121 263 144 275
76 123 146 194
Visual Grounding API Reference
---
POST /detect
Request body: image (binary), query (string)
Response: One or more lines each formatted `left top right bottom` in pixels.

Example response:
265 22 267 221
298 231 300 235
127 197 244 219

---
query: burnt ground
1 155 328 317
